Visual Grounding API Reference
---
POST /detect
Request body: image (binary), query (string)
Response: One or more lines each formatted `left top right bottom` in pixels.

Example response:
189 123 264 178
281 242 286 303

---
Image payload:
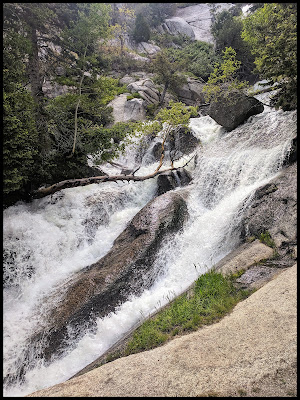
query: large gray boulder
160 17 195 40
107 94 147 124
156 169 192 196
149 126 199 165
16 190 189 380
208 89 264 131
124 98 146 121
172 126 200 155
127 78 160 106
175 3 231 43
173 77 206 106
136 42 161 56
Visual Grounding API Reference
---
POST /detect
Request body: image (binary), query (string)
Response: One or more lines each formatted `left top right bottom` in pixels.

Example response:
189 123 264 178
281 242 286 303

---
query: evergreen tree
211 7 257 83
133 13 151 43
3 6 39 205
151 51 186 106
148 3 177 27
202 47 249 103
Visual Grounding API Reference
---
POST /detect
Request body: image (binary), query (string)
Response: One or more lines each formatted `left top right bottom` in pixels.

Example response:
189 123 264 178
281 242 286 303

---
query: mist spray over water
3 105 296 396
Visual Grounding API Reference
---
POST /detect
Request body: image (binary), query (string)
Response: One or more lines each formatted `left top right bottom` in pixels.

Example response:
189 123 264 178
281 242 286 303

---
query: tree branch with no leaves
32 155 195 199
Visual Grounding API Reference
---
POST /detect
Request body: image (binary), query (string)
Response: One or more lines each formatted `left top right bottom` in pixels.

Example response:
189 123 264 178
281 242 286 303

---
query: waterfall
3 104 296 397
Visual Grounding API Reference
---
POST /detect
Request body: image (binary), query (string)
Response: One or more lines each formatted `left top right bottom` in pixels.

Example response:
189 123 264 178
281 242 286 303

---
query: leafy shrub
165 40 221 81
127 92 142 100
258 231 276 249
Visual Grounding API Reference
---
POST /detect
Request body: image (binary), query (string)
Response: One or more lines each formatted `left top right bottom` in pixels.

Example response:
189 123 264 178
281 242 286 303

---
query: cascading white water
3 103 296 396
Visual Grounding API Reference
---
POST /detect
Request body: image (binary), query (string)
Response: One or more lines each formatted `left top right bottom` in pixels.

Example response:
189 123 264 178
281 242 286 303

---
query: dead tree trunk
31 156 195 199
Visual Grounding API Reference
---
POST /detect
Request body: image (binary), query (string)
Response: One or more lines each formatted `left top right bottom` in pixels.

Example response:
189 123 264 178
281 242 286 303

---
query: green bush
127 92 142 100
165 41 221 81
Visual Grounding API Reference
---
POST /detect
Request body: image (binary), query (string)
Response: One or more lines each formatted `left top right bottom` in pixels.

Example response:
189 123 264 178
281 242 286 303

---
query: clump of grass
258 231 280 259
258 231 276 248
123 270 252 356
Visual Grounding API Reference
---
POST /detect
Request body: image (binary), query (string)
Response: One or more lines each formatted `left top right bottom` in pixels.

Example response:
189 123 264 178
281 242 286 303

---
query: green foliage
258 231 276 249
202 47 249 103
3 6 41 204
156 100 197 128
136 101 197 139
61 3 112 57
3 89 39 198
145 103 159 118
133 13 151 43
147 3 177 27
151 32 193 49
211 8 256 82
151 50 187 104
124 270 252 355
46 75 128 156
242 3 297 110
165 40 220 81
86 122 138 163
127 92 142 100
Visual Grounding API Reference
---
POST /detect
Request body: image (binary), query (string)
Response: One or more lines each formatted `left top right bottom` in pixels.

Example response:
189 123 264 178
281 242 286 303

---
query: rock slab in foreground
27 264 297 397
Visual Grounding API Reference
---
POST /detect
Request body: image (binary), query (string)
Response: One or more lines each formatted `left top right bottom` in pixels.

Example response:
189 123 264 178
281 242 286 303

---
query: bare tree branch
32 155 195 199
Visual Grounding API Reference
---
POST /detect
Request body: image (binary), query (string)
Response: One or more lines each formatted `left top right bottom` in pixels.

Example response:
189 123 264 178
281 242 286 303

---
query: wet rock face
26 190 190 366
172 126 199 154
241 162 297 252
208 90 264 131
156 169 192 196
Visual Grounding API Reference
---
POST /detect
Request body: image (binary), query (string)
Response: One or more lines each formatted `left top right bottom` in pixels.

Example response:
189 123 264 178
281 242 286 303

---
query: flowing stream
3 102 296 396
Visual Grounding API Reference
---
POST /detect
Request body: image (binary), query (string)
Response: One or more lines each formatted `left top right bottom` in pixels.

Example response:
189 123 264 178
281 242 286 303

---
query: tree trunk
160 81 169 106
69 47 87 158
27 25 50 155
28 27 44 103
31 155 195 199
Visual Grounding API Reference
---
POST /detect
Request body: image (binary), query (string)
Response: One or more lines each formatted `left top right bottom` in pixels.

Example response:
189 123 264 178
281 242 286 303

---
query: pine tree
133 13 151 43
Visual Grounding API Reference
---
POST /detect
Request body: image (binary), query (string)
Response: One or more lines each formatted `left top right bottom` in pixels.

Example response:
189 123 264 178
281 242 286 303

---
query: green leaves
3 89 39 195
164 40 220 80
203 47 249 103
242 3 297 110
156 100 197 128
